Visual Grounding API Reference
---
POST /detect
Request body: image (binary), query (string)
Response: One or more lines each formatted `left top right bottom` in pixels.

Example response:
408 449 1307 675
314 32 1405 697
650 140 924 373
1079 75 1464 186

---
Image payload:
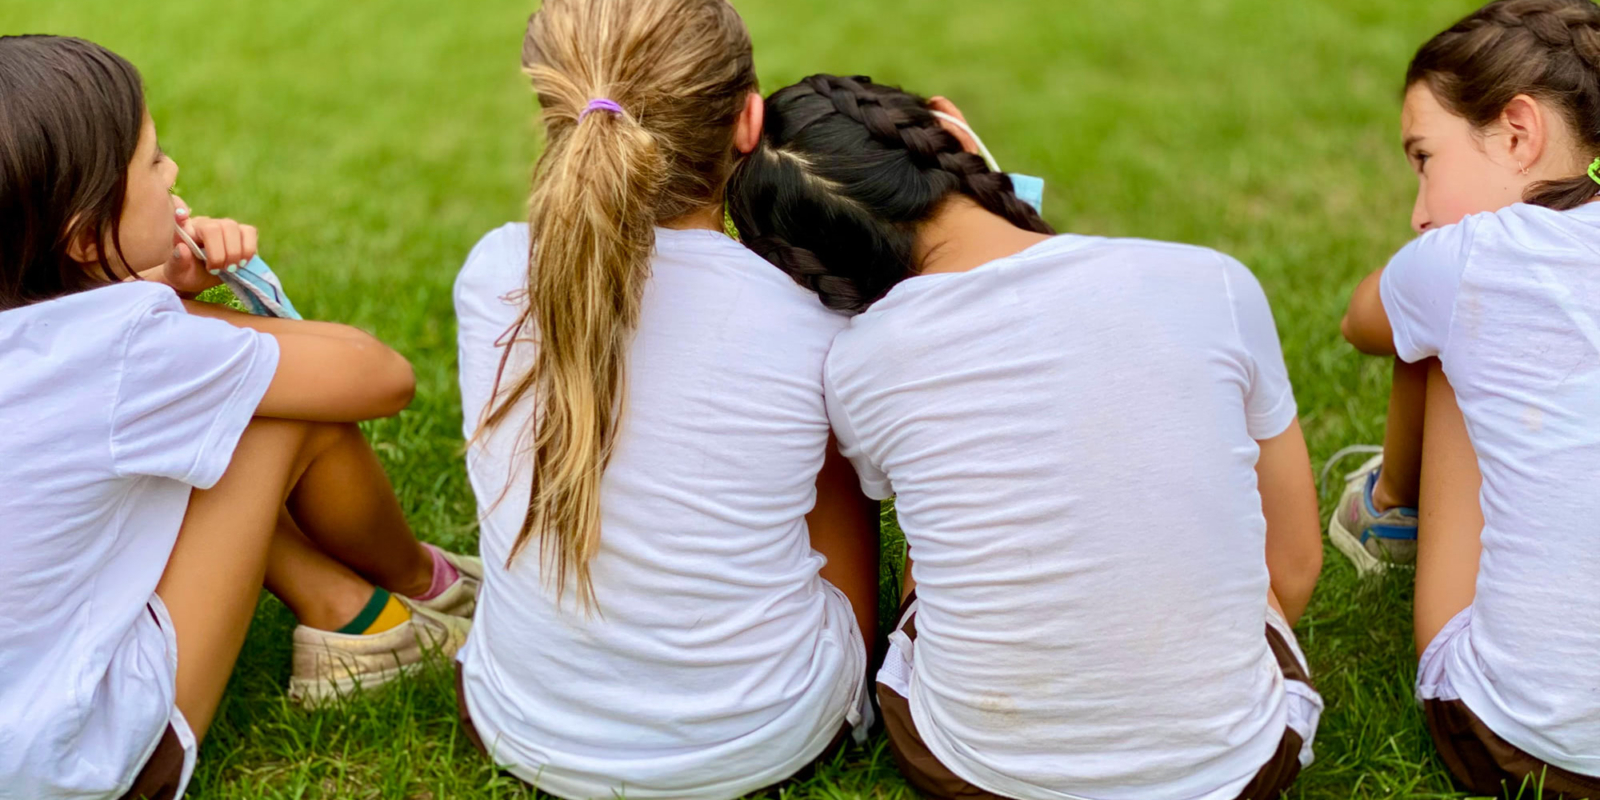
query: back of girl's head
0 35 145 310
1409 0 1600 209
727 74 1052 313
487 0 756 606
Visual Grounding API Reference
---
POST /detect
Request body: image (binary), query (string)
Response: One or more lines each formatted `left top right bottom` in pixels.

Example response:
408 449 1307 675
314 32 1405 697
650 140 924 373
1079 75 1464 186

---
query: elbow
377 351 417 417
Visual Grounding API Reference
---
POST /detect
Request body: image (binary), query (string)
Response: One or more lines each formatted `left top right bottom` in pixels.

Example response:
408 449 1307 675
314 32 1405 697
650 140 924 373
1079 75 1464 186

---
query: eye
1414 152 1430 172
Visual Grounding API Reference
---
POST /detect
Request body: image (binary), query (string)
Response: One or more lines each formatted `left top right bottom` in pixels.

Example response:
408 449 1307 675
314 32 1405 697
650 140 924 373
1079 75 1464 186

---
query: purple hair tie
580 98 625 119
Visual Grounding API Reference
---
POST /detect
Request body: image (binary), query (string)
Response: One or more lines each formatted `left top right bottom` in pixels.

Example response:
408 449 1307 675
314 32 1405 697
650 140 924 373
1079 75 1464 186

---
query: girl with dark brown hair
1337 0 1600 794
0 35 480 799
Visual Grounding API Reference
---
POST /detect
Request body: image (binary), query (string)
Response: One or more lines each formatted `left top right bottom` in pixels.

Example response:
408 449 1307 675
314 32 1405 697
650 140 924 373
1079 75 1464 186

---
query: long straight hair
0 35 145 310
482 0 757 608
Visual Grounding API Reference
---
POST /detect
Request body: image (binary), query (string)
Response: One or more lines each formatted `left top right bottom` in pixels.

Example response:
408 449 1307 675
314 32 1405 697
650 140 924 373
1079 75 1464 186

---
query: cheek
1425 162 1512 227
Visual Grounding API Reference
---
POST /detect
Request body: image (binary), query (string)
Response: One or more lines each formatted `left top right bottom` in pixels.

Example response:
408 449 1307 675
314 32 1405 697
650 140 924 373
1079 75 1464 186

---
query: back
826 236 1300 800
1381 202 1600 775
455 225 865 799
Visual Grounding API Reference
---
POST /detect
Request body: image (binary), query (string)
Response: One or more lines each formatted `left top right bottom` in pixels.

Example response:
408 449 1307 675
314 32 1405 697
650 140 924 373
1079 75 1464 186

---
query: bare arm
183 300 415 421
1257 418 1322 625
1341 269 1397 356
808 436 883 658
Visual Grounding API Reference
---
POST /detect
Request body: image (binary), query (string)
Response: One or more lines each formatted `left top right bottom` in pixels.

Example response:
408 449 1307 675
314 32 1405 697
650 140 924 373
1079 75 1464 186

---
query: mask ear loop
930 109 1003 173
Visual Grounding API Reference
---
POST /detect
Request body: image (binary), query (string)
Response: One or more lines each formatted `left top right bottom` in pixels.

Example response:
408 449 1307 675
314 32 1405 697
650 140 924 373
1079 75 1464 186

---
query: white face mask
929 110 1046 213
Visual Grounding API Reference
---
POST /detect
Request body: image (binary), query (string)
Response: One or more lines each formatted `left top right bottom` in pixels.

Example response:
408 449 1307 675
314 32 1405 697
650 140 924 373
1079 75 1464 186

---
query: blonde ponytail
484 0 757 608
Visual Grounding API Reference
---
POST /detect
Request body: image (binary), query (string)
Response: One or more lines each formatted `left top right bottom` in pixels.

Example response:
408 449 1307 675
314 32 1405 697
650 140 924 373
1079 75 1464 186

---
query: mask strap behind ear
930 110 1002 173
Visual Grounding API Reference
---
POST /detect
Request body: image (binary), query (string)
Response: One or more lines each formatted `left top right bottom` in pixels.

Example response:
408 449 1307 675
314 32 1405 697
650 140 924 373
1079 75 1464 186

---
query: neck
915 196 1053 275
661 203 725 233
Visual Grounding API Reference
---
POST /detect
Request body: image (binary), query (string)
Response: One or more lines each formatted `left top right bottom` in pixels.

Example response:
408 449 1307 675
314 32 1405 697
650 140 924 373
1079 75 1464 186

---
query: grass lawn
3 0 1511 796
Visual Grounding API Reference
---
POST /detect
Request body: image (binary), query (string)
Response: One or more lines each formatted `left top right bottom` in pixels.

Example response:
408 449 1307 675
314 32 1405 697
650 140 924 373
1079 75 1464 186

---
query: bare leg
265 509 378 632
156 419 323 742
1373 358 1431 511
285 423 433 597
1413 362 1484 657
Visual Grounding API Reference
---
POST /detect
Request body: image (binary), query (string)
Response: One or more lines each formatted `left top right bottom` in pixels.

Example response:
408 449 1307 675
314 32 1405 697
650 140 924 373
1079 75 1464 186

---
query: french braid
728 74 1052 312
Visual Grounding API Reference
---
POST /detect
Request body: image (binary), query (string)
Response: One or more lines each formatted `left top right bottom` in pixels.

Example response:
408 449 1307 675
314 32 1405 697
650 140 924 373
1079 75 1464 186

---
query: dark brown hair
1408 0 1600 210
727 75 1054 313
0 35 145 310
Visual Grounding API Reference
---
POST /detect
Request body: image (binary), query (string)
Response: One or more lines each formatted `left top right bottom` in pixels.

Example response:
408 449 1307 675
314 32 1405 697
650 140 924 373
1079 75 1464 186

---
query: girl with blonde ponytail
453 1 878 796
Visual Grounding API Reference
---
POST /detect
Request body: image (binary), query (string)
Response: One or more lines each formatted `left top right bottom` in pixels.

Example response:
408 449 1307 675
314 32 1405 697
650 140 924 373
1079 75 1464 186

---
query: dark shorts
1424 697 1600 799
453 661 850 793
877 592 1310 800
117 724 186 800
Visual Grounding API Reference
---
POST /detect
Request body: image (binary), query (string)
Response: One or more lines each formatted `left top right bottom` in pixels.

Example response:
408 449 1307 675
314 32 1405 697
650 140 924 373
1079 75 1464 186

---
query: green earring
1587 157 1600 186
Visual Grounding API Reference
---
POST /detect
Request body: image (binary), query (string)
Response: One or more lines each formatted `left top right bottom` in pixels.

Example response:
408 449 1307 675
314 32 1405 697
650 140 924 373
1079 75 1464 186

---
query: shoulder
455 223 531 312
457 223 530 292
657 228 851 327
1 281 181 336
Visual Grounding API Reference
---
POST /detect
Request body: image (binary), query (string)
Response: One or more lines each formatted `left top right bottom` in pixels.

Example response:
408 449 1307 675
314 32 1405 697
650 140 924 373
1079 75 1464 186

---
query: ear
733 91 764 155
928 96 981 156
1500 94 1549 173
63 220 100 266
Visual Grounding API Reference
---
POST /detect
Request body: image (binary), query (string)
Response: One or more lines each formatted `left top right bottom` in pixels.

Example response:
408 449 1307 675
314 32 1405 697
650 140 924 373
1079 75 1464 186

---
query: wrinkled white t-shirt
455 224 869 800
0 282 279 799
1382 202 1600 777
827 235 1309 800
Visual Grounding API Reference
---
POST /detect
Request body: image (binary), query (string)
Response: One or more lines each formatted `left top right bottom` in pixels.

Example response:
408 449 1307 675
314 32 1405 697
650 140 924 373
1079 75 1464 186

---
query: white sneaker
287 597 471 706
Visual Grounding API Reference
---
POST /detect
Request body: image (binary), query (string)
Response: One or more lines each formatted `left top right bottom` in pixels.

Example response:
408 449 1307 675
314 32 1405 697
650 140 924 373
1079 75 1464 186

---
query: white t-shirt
0 282 279 799
455 224 869 800
1381 202 1600 776
827 236 1307 800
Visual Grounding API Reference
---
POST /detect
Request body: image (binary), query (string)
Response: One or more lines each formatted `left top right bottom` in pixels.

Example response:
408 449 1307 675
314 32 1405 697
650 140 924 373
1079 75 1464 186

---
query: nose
1410 193 1430 234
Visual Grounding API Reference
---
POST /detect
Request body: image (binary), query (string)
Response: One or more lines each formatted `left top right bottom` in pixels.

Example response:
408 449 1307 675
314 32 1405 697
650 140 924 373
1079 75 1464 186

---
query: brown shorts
453 661 851 792
117 724 186 800
1425 697 1600 799
877 593 1309 800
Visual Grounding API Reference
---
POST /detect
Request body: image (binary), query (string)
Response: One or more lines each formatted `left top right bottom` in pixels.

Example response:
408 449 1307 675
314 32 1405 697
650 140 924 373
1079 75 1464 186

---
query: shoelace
1318 444 1384 498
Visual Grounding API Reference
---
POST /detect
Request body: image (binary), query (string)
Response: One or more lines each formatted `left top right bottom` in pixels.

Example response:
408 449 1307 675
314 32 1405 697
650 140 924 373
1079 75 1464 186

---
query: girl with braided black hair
729 75 1325 800
1335 0 1600 794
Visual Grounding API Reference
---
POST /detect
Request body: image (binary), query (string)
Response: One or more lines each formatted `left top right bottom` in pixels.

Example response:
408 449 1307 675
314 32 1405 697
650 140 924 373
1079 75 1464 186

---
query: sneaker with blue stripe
1328 453 1418 576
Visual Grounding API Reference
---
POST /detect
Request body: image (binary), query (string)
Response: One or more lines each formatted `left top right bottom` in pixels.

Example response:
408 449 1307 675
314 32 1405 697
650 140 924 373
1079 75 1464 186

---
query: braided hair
727 75 1053 313
1410 0 1600 209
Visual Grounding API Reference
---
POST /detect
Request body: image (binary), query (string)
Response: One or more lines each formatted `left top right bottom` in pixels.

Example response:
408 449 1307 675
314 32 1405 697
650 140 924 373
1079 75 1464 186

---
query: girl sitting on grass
0 35 479 800
1334 0 1600 794
452 1 880 797
727 74 1326 800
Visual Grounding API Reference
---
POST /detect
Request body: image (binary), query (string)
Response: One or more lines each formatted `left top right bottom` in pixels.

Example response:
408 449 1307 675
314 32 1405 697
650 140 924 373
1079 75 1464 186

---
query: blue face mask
930 110 1046 214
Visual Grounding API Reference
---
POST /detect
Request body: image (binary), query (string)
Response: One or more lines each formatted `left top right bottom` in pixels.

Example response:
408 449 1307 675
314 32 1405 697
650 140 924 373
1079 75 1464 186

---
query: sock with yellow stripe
334 587 411 635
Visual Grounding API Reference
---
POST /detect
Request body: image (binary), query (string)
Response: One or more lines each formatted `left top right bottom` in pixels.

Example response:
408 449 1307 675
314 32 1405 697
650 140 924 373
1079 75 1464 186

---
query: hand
162 200 259 296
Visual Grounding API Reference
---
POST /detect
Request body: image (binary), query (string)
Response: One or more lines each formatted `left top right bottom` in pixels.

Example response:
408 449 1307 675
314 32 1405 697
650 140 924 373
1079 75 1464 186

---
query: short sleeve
455 224 535 442
1223 257 1298 440
1379 217 1475 363
110 292 280 489
823 361 892 501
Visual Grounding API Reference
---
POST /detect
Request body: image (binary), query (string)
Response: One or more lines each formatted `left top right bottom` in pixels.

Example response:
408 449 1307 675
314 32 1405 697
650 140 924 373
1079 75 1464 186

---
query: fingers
189 217 259 274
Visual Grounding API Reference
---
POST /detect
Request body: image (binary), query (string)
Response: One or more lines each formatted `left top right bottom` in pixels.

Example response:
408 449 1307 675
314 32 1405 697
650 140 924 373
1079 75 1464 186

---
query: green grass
0 0 1520 796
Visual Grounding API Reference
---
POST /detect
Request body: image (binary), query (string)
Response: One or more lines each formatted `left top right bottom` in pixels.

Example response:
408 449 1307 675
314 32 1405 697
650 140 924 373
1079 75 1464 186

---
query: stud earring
1519 162 1530 176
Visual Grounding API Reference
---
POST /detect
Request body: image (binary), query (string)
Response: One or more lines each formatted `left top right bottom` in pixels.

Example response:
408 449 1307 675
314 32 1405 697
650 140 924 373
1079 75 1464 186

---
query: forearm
182 298 373 343
1341 269 1397 356
1257 420 1323 625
